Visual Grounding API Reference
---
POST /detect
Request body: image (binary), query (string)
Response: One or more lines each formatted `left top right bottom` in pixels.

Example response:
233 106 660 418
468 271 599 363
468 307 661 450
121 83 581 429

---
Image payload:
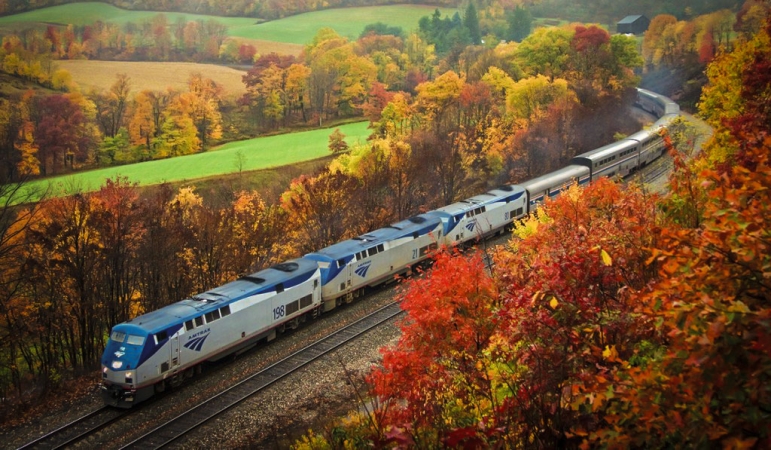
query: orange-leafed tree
280 169 358 255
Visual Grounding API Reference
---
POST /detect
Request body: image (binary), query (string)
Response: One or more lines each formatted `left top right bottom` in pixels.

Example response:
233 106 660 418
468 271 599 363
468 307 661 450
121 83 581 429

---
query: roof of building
618 15 647 24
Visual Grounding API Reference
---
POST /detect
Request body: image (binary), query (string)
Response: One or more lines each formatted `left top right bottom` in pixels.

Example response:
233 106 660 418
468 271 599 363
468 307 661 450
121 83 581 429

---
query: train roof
519 165 590 194
433 185 525 216
121 258 318 333
305 213 444 261
572 138 637 163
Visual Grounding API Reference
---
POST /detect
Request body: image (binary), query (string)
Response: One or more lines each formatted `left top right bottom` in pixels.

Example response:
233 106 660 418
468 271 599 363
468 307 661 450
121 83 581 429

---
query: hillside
56 60 249 97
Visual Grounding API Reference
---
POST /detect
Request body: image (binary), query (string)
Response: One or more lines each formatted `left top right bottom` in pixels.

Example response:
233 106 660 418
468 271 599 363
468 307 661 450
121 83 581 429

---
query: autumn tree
94 73 131 139
516 27 573 81
369 250 501 445
182 73 223 150
328 128 348 153
128 89 170 158
33 94 96 174
280 169 358 254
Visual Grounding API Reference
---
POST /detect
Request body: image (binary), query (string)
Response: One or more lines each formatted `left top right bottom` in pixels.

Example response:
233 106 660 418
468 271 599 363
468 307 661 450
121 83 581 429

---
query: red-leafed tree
33 94 94 175
369 249 501 445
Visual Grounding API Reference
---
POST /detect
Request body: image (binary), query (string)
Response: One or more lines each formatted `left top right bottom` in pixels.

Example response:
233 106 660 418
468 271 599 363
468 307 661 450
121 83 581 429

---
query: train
101 88 679 408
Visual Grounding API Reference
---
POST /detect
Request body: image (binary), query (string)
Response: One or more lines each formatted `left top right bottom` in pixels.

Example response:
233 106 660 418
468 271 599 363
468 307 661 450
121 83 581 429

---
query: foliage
506 5 533 43
328 128 349 154
0 179 292 404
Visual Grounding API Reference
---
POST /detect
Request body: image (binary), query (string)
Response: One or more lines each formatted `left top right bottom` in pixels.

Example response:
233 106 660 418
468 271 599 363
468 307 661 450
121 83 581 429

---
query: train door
171 335 180 369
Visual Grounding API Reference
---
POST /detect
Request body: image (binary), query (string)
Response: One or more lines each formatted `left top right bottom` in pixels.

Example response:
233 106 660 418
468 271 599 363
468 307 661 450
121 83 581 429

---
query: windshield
126 335 145 346
110 331 126 342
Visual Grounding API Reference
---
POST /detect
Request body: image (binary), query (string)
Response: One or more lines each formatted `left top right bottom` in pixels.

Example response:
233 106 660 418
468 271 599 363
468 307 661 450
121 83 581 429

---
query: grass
0 2 256 28
18 121 371 202
0 3 457 45
228 5 458 44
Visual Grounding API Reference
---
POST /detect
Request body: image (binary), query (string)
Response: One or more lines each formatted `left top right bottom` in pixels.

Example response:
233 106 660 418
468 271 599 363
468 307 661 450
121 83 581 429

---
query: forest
0 0 768 442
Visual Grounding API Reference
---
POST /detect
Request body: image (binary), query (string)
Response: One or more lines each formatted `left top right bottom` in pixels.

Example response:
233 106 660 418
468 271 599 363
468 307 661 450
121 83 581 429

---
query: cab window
126 335 145 346
110 331 126 342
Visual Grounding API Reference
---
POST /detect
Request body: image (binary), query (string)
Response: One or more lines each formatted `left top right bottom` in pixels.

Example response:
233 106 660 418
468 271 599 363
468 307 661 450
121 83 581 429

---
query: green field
0 3 457 44
228 5 458 44
0 2 253 28
19 122 370 202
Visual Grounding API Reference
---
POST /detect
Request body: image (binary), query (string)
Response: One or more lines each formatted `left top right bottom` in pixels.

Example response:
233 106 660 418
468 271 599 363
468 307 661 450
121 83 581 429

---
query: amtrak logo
114 346 126 358
354 261 372 278
184 330 211 352
465 220 478 232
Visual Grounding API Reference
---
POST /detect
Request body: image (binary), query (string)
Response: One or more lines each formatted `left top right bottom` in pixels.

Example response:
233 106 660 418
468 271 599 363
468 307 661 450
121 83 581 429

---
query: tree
128 89 169 158
506 75 571 122
415 70 465 133
506 6 533 42
328 128 348 153
280 169 357 254
34 94 94 174
516 27 574 81
182 73 223 149
369 250 500 444
464 2 481 45
94 73 131 139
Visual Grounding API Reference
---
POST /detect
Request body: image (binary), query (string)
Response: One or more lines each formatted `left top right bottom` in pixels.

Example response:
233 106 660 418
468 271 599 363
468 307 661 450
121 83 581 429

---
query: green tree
506 5 533 42
464 2 481 45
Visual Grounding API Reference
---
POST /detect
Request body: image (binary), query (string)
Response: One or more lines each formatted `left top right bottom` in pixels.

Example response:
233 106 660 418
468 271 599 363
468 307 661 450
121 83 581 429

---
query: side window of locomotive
195 316 204 327
110 331 126 342
219 305 231 317
154 330 168 344
205 310 220 323
185 320 194 331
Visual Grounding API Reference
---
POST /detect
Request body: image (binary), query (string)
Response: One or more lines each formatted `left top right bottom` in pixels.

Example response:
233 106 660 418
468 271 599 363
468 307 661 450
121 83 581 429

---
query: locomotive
101 88 678 408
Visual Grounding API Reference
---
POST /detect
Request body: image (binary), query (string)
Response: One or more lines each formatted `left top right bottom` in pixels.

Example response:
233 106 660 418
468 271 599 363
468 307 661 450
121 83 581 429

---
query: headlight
111 361 123 369
125 372 133 383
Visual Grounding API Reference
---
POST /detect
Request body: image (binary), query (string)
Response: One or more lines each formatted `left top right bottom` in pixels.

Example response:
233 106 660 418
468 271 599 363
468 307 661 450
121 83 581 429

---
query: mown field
0 2 256 28
0 3 457 45
56 60 249 97
20 121 371 202
228 5 458 43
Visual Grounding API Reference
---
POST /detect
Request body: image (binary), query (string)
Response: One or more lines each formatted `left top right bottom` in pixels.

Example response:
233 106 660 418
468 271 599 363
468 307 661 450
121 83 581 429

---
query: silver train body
101 88 679 407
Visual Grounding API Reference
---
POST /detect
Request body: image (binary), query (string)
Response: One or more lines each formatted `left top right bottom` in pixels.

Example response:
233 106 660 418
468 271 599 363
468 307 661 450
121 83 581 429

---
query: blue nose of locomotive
101 324 147 372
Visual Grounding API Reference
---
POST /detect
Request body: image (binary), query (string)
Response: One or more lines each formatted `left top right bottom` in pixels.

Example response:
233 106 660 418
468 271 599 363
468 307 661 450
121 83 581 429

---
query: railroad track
118 301 404 450
17 406 130 450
